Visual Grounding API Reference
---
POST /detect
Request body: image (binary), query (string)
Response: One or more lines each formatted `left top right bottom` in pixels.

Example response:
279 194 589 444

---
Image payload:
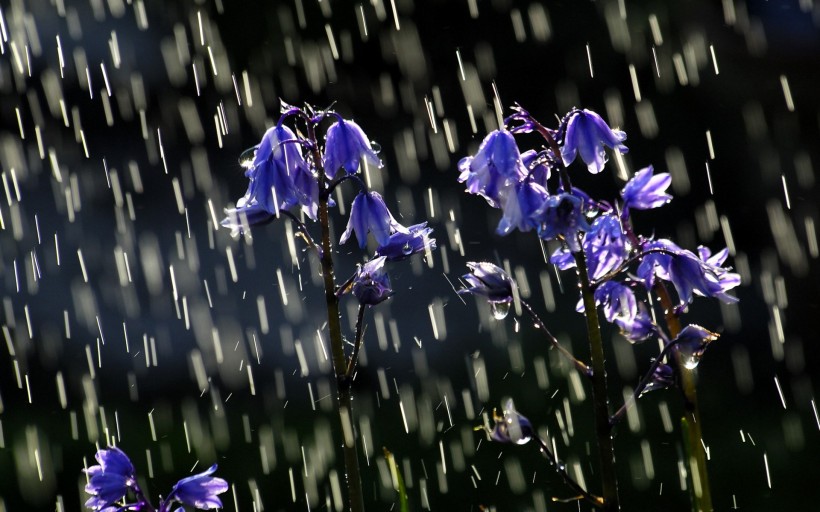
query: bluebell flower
637 240 739 306
640 362 675 396
458 130 526 208
323 118 381 178
549 246 576 270
674 324 719 369
584 213 628 280
166 464 228 510
459 262 515 304
340 191 408 248
222 125 316 236
621 165 672 212
520 149 551 188
560 109 627 174
84 447 137 511
489 398 534 445
375 222 436 261
591 281 655 342
497 179 549 235
538 193 590 252
351 256 393 306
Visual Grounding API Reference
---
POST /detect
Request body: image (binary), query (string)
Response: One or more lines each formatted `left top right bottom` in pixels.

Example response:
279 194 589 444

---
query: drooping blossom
673 324 719 369
538 193 590 252
584 213 628 280
637 240 739 306
323 118 382 178
340 191 408 248
375 223 436 261
222 124 316 236
496 179 549 235
84 447 138 511
350 256 393 306
166 464 229 510
560 109 628 174
457 130 526 208
488 398 534 445
459 262 515 304
621 165 672 212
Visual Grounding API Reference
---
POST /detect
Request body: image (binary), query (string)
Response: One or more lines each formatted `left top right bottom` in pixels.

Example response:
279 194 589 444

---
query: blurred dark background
1 0 818 510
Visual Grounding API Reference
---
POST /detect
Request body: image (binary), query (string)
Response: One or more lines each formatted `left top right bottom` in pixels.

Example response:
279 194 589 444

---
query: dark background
1 0 818 510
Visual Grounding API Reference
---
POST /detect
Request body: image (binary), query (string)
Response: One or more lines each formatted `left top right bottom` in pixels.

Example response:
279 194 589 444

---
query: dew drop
402 242 413 255
370 141 382 153
490 301 511 320
238 144 259 168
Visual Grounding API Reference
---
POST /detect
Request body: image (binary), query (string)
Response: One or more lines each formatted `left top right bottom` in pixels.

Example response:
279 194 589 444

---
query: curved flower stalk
456 105 740 511
221 102 435 512
83 446 227 512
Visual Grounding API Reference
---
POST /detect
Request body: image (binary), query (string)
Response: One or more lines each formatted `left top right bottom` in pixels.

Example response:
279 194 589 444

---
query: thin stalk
532 434 604 508
574 250 620 512
346 305 367 379
655 284 713 512
519 299 592 377
309 120 365 512
609 337 679 426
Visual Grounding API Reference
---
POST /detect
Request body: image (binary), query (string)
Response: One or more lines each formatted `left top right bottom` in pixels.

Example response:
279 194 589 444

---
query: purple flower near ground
489 399 534 445
621 165 672 212
323 118 381 178
458 130 526 208
167 464 228 510
560 109 628 174
375 222 436 261
84 447 137 511
351 256 393 306
459 262 515 304
538 193 590 252
340 191 408 248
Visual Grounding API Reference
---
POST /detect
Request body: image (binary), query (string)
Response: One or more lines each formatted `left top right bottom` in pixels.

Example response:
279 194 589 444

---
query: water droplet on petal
239 145 258 169
682 352 702 370
402 242 413 255
370 141 382 153
490 301 511 320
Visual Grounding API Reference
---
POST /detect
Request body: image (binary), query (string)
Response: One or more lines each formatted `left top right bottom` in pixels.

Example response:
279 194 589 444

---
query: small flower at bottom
640 362 675 396
350 256 393 306
167 464 228 510
84 447 138 511
488 398 534 445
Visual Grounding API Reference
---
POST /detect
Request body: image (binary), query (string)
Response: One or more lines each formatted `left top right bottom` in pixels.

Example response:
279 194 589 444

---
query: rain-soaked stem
532 434 604 508
519 299 592 377
310 121 365 512
655 284 713 512
609 337 680 426
574 249 620 512
346 305 367 378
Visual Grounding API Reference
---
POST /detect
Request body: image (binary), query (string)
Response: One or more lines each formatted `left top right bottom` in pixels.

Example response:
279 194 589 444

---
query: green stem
574 249 620 512
310 121 365 512
655 285 713 512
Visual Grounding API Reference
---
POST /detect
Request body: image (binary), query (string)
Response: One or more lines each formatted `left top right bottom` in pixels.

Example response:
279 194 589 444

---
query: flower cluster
458 106 739 345
84 446 227 512
222 104 435 307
